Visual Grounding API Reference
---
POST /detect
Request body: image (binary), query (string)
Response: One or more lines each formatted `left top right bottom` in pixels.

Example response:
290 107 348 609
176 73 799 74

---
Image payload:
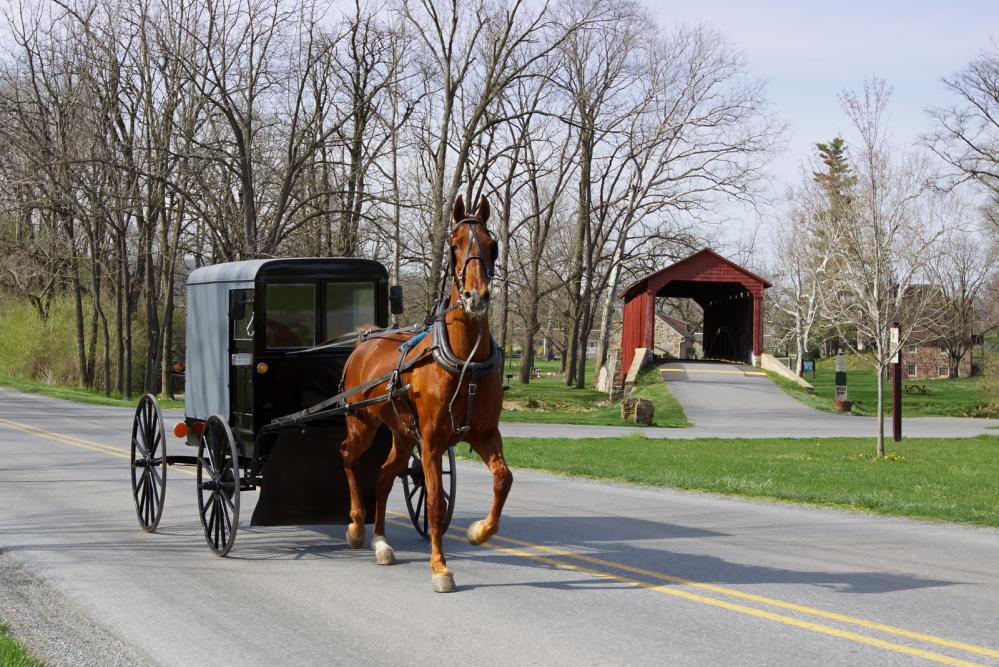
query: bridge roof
620 248 772 301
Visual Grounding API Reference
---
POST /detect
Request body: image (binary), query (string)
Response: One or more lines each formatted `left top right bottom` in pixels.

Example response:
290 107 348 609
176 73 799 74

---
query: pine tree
813 137 856 228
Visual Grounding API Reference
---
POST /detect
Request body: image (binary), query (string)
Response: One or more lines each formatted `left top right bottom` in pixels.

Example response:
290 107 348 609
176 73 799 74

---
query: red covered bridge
619 249 771 377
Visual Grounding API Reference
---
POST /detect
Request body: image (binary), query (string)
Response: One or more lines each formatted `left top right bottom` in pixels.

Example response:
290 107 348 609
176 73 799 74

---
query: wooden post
891 323 902 442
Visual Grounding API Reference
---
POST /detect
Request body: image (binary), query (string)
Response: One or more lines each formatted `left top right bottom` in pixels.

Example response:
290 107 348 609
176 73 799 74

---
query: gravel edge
0 552 155 667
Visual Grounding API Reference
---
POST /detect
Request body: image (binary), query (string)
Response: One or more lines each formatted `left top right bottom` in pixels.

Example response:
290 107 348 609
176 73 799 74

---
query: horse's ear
452 195 465 223
476 195 490 224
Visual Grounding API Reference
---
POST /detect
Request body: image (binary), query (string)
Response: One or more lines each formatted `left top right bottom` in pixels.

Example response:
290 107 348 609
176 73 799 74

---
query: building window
906 363 916 376
907 344 916 353
938 366 949 377
938 343 947 353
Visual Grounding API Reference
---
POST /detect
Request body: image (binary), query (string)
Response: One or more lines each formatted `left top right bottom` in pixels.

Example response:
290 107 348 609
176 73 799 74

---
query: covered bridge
619 249 771 377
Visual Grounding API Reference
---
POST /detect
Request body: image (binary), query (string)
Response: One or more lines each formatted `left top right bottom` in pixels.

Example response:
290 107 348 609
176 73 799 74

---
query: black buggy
129 258 456 555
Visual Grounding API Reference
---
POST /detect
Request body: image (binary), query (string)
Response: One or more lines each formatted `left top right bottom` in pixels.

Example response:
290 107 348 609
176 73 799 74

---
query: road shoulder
0 552 154 667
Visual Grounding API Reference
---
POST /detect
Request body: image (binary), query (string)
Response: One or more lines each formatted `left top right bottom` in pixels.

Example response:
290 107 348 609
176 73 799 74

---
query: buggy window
326 281 376 340
266 284 316 348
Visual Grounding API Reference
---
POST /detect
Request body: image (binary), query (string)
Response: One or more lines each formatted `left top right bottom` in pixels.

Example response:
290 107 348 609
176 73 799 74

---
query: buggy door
229 288 255 446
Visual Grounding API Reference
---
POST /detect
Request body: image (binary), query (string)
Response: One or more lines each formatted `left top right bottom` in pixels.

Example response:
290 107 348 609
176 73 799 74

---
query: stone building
902 341 972 379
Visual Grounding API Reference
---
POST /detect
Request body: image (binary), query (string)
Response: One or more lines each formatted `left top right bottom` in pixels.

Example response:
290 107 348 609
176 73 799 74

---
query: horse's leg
420 440 455 593
370 433 415 565
465 428 513 546
341 411 377 549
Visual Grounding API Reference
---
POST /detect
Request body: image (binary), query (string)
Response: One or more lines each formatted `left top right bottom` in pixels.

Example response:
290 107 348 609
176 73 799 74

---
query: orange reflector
256 362 269 374
173 422 188 438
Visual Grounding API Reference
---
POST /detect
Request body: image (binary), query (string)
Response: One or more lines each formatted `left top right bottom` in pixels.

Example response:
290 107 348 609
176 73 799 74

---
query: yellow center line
2 417 995 665
0 416 198 477
661 368 767 376
383 515 982 667
481 531 999 661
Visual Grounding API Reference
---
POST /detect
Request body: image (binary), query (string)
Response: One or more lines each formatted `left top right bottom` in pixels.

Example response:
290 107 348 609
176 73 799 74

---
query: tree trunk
66 217 88 389
594 246 623 372
123 231 133 399
115 241 125 395
566 124 593 386
518 277 541 384
875 366 885 457
795 334 805 377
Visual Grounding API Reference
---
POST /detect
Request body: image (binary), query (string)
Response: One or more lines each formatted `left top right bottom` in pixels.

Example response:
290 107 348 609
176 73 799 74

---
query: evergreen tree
812 137 856 228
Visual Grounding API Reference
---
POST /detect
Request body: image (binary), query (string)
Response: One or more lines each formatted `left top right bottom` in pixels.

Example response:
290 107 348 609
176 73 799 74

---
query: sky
650 0 999 254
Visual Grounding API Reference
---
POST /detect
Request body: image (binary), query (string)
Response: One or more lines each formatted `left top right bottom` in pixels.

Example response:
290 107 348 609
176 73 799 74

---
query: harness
272 214 500 439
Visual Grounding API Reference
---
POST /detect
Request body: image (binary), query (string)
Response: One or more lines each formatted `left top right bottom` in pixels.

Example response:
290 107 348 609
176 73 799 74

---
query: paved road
644 360 999 439
1 388 999 666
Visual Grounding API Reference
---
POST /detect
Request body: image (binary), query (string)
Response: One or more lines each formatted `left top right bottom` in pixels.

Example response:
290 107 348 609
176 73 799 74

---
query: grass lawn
0 622 41 667
0 374 183 410
460 434 999 527
772 355 997 418
500 361 689 427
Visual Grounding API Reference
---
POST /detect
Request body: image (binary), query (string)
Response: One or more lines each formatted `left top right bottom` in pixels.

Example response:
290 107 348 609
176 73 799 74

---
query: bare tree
399 0 578 301
821 79 944 456
926 43 999 222
770 177 839 376
925 197 999 377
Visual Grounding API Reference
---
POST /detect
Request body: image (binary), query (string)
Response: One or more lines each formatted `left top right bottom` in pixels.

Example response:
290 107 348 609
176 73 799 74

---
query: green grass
461 434 999 527
0 622 41 667
0 374 182 410
501 362 689 427
773 355 997 418
765 372 839 414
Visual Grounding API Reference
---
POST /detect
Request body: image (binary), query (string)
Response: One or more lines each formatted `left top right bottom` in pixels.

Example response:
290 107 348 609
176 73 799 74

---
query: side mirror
389 285 404 315
229 290 247 320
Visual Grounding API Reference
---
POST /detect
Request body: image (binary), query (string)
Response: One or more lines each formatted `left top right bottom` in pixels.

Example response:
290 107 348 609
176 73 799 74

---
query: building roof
655 311 693 338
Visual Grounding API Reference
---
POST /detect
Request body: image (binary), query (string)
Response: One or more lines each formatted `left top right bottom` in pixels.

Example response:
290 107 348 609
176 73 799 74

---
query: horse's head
449 194 497 319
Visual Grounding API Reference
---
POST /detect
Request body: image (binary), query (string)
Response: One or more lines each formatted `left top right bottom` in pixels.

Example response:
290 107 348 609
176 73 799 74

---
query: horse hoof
372 536 396 565
466 520 488 546
432 572 456 593
346 524 365 549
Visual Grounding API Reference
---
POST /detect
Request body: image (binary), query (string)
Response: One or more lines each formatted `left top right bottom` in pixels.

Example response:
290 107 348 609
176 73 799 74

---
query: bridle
448 216 497 302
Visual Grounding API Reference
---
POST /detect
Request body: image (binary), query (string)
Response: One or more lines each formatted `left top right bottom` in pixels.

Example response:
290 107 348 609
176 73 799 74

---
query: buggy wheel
130 394 167 532
402 446 456 539
197 416 240 556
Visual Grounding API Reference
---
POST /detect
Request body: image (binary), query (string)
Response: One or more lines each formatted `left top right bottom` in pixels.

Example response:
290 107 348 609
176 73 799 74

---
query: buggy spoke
201 490 218 517
214 496 223 547
148 463 163 488
219 489 236 513
207 499 218 543
133 470 147 499
132 436 148 459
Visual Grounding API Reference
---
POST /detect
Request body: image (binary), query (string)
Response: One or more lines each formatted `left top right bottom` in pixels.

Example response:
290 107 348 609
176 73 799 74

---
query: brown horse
338 195 512 593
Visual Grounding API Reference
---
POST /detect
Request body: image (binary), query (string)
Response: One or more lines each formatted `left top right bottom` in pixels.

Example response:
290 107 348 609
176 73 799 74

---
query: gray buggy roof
186 259 280 286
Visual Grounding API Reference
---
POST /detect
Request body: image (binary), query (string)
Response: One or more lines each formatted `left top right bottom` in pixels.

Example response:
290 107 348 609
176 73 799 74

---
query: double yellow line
2 415 997 666
424 521 998 666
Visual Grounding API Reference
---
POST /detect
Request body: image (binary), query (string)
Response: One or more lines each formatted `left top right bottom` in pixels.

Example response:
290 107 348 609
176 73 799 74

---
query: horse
338 194 512 593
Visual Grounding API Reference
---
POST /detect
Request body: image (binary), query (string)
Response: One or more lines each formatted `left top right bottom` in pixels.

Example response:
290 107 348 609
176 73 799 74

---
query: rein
277 213 500 439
